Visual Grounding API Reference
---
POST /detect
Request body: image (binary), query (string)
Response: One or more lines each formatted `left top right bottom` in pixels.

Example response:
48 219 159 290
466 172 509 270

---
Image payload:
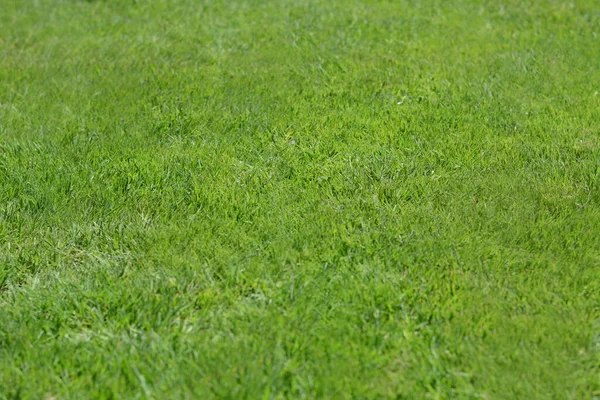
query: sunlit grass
1 0 599 398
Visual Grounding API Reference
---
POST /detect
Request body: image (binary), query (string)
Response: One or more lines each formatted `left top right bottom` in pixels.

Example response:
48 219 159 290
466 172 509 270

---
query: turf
1 0 599 398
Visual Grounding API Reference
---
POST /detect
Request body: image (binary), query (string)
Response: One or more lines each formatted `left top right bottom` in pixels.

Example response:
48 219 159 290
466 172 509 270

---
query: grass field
1 0 599 398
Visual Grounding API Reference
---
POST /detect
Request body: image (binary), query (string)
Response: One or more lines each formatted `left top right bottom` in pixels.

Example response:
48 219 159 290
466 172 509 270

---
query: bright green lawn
1 0 599 398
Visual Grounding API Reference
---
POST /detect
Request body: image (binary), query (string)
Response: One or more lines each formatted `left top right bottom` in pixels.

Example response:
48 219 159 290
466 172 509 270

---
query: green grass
1 0 599 398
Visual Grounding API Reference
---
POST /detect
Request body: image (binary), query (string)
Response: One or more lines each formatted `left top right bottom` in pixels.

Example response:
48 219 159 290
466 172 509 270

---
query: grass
1 0 599 398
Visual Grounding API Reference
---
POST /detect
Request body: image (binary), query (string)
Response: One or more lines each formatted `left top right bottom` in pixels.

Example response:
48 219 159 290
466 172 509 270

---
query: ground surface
1 0 599 398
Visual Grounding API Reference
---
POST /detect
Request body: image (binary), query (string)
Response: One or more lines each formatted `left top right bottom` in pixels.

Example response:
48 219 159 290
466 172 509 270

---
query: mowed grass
1 0 599 398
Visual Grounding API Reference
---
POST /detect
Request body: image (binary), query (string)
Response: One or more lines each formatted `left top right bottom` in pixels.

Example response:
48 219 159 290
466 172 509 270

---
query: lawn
1 0 599 398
